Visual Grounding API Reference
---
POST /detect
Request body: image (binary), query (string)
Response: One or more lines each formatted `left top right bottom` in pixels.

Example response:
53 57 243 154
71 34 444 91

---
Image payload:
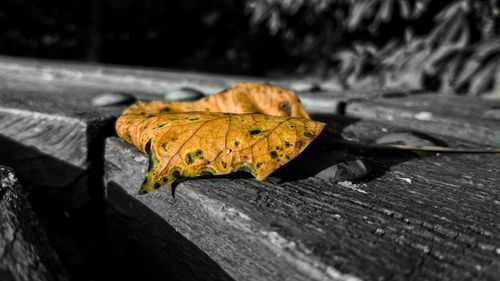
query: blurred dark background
1 0 499 95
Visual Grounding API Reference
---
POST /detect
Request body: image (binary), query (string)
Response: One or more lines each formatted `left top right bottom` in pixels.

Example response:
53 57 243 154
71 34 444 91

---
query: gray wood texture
104 136 500 281
0 165 68 281
0 85 125 207
0 55 416 116
0 85 123 166
0 55 260 95
0 55 391 208
344 93 500 146
1 55 500 280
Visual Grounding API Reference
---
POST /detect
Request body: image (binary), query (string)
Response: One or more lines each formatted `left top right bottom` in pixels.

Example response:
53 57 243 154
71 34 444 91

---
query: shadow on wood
276 114 418 183
106 181 235 281
0 165 69 281
0 134 91 209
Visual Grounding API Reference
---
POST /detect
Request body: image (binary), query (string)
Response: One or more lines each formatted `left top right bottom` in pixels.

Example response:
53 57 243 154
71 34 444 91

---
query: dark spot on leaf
187 116 200 121
284 141 291 148
223 112 231 115
249 129 262 136
222 162 227 168
185 154 193 165
154 182 161 189
161 107 171 112
304 131 314 138
172 170 181 178
161 143 168 151
156 123 166 128
205 160 211 164
234 141 240 147
285 155 291 160
290 125 296 128
256 162 262 168
280 101 291 116
195 149 203 156
279 101 290 110
270 151 278 158
276 146 281 150
162 176 169 182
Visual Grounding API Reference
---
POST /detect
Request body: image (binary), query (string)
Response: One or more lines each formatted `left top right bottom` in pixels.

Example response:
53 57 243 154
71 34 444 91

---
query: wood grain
1 55 499 280
0 87 122 207
0 166 68 281
0 55 257 95
104 136 500 281
345 93 500 146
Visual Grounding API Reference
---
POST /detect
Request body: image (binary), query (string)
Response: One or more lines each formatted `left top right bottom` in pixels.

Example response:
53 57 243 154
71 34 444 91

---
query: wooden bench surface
104 133 500 281
0 56 499 281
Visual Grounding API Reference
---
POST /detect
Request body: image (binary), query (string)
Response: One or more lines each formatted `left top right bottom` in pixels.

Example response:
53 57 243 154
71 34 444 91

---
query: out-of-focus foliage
1 0 499 96
246 0 500 96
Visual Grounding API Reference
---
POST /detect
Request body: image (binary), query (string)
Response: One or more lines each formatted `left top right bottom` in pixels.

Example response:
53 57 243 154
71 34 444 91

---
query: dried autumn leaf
116 106 324 194
148 82 311 118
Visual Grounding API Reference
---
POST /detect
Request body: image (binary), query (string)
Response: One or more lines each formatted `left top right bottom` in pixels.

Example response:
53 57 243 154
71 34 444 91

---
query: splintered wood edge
0 107 88 168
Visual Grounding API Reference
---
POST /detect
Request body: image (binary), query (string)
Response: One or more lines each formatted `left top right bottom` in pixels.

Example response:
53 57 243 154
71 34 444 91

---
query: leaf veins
115 83 325 194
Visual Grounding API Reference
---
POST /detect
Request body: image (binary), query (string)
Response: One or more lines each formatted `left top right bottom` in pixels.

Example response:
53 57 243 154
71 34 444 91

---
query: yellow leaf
115 83 325 194
142 82 311 118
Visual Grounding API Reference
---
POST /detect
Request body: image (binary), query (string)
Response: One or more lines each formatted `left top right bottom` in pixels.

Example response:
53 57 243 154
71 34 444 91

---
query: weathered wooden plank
0 55 401 116
0 87 128 207
104 138 361 281
3 55 498 115
0 55 359 95
104 136 500 281
0 165 68 281
0 63 353 209
344 93 500 146
0 55 261 95
105 181 238 281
